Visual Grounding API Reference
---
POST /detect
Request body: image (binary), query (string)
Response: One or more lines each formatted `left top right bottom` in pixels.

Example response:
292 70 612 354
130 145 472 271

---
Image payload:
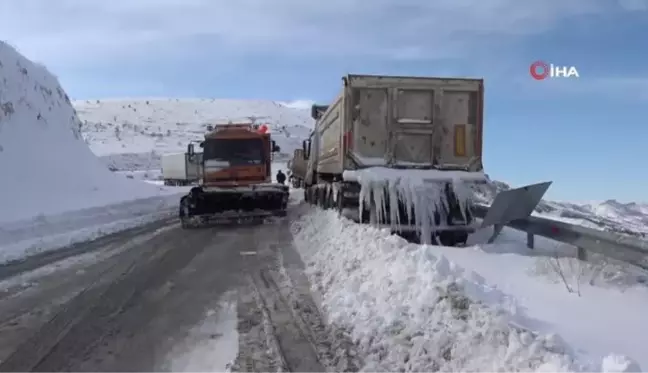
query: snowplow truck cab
179 123 289 227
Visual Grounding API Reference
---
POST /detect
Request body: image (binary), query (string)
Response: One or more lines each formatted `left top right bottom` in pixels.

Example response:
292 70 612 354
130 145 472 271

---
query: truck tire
179 196 192 229
335 188 345 217
436 231 469 247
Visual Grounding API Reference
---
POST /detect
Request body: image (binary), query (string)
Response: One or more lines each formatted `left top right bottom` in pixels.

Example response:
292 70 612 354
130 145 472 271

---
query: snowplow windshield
202 138 265 166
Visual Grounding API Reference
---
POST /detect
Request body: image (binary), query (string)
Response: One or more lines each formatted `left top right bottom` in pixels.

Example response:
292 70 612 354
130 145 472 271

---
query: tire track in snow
0 216 176 281
0 224 211 372
231 216 359 372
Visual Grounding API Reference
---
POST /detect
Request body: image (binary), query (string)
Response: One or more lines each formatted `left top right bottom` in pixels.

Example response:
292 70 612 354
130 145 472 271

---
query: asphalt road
0 208 361 372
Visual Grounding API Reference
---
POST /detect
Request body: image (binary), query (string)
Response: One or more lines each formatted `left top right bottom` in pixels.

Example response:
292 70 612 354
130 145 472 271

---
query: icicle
343 167 480 244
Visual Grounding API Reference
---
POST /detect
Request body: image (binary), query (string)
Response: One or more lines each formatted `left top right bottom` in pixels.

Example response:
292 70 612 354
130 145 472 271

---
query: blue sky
2 0 647 203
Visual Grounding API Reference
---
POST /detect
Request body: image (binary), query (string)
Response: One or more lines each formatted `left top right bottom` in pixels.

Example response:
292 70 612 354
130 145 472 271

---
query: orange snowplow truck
179 122 289 228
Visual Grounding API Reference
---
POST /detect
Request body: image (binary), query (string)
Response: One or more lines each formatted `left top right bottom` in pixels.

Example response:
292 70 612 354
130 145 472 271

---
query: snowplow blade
179 183 289 228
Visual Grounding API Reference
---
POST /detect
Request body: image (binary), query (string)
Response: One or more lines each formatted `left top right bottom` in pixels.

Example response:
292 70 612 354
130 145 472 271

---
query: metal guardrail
472 182 648 270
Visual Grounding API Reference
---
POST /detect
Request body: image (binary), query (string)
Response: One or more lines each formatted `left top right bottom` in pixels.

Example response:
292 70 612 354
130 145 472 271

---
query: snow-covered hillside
0 42 184 261
74 98 313 170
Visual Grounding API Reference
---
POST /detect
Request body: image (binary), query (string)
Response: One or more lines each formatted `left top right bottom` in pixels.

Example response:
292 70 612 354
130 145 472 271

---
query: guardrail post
527 232 535 249
487 224 504 244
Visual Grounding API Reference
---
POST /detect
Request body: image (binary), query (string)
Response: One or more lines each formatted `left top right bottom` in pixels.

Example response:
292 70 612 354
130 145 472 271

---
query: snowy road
0 209 356 372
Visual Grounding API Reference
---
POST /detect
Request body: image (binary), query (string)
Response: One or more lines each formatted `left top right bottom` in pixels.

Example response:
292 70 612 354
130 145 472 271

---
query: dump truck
302 74 489 246
161 152 202 186
178 122 289 228
288 148 307 188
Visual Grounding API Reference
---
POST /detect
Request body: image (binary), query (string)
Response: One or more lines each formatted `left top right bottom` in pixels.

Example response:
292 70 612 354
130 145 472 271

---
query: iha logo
529 60 580 80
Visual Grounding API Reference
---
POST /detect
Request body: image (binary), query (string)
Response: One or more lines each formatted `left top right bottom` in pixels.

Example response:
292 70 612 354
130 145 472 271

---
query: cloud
1 0 636 67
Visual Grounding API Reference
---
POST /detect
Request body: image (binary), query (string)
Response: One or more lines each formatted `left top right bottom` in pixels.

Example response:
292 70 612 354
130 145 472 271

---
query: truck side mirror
302 140 307 154
187 143 194 155
306 140 311 157
271 140 280 153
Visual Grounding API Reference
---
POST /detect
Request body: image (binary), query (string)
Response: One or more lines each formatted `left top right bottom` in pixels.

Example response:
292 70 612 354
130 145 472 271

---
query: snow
0 224 177 293
163 291 239 372
74 98 313 171
0 41 187 262
292 207 646 372
0 193 185 264
343 167 486 243
603 355 643 373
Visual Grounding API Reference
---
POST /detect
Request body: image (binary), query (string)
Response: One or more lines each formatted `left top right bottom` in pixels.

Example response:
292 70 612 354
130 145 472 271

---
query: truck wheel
336 189 345 217
326 189 335 209
436 231 468 247
179 196 193 229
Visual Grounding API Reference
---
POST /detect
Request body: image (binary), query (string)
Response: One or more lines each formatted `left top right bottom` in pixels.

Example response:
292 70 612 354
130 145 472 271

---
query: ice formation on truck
301 74 489 246
178 122 289 227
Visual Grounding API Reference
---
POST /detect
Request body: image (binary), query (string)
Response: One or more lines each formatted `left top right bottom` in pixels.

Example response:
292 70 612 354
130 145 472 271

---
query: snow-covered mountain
74 98 313 170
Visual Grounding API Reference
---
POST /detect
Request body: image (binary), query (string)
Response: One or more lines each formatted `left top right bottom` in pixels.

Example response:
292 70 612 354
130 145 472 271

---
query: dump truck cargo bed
303 74 486 246
310 74 484 176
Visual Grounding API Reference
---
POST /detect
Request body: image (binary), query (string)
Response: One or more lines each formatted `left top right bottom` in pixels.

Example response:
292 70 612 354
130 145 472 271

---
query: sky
1 0 647 203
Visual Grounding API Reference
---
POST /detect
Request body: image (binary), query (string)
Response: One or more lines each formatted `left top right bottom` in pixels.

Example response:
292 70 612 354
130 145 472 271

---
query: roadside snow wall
0 42 170 224
291 208 599 372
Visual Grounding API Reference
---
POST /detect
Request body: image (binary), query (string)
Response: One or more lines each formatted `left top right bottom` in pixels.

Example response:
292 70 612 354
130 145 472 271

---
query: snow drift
291 208 643 372
0 42 178 225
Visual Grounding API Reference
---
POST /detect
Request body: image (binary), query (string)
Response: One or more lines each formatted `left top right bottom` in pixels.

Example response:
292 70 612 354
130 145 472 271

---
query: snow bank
0 42 190 262
0 192 186 264
443 228 648 370
291 208 641 372
0 42 179 225
343 167 486 243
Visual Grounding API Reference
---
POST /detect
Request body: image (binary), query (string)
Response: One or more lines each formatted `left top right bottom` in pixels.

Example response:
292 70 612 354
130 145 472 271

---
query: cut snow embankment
291 208 644 372
0 42 186 262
